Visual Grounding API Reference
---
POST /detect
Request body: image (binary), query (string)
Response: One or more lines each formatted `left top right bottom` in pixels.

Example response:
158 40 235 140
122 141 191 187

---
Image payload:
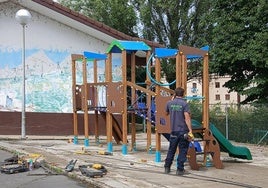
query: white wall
0 1 107 54
0 1 110 113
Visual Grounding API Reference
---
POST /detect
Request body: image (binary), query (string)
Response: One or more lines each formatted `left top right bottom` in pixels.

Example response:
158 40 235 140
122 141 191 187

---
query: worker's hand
187 132 194 141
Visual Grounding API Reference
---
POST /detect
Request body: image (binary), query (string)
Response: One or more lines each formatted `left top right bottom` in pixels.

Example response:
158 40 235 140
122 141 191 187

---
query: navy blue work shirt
165 97 190 132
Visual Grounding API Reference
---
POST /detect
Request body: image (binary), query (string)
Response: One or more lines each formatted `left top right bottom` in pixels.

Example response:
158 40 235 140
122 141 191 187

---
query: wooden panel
179 45 207 57
155 95 172 133
106 82 124 113
87 84 98 108
75 85 82 110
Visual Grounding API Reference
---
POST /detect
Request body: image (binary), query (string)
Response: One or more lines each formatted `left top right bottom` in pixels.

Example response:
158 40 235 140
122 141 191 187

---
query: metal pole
21 24 26 139
15 9 31 139
257 131 268 145
225 103 228 139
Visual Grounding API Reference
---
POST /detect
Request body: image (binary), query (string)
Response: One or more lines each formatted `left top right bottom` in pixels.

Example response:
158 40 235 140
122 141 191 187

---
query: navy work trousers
164 131 190 171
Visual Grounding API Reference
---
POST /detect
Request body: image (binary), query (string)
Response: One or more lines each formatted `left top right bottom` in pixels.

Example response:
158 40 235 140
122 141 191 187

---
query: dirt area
0 133 267 188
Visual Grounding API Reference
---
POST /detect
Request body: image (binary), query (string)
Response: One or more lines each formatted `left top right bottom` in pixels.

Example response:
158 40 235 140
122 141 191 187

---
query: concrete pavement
0 133 267 188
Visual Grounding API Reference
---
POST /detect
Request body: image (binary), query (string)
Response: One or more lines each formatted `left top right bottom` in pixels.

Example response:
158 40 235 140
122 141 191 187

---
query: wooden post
175 52 180 88
155 57 161 161
182 55 187 92
177 52 184 88
71 56 78 144
106 53 113 152
82 57 89 146
202 53 209 129
131 52 136 151
93 59 99 143
122 50 128 155
146 51 152 152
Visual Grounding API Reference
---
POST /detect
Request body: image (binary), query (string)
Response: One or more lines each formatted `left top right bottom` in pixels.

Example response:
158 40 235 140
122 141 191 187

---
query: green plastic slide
191 120 252 160
210 123 252 160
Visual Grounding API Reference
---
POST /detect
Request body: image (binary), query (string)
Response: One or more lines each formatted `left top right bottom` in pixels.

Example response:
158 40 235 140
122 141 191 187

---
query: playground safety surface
0 133 267 188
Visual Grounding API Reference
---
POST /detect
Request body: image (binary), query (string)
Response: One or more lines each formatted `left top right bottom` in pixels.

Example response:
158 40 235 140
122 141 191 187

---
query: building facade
0 0 160 113
186 75 245 105
0 0 160 135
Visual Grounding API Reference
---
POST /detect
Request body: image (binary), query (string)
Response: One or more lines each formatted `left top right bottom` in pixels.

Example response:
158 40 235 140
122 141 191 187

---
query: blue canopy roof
106 40 151 53
201 45 209 51
154 45 209 59
83 51 107 61
154 48 178 58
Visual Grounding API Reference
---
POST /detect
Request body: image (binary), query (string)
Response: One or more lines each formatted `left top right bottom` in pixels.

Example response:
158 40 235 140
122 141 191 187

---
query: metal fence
189 102 268 145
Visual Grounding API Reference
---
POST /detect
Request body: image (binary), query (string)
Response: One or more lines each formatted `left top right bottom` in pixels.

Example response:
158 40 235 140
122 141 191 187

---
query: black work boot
176 169 184 176
164 167 170 174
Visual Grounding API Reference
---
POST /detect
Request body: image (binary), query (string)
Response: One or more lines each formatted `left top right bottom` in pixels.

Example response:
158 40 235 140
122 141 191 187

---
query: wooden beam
126 81 156 96
182 55 187 91
93 59 99 142
122 50 128 147
71 54 83 61
202 53 209 129
82 57 89 139
131 52 136 151
177 52 183 88
155 57 161 153
106 53 113 145
146 51 152 152
72 58 78 136
145 80 174 95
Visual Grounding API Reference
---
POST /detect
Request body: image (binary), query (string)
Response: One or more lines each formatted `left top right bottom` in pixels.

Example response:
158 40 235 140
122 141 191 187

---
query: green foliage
209 104 268 144
189 102 267 144
135 66 147 83
131 0 212 90
131 0 211 48
59 0 268 103
209 0 268 104
59 0 138 36
188 100 202 122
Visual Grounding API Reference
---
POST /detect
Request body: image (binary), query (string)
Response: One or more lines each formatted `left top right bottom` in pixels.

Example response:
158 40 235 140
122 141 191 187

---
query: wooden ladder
187 128 223 170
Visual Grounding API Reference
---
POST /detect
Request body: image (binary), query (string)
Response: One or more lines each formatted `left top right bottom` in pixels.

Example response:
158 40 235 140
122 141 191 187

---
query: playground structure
71 40 252 170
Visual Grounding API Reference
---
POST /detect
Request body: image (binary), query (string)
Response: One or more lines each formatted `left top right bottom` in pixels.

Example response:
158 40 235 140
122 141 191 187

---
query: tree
59 0 211 89
131 0 211 88
59 0 138 37
131 0 211 47
209 0 268 104
58 1 268 104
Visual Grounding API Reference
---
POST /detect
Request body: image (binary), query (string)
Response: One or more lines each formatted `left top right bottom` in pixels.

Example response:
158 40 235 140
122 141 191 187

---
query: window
191 83 197 93
225 94 230 100
215 82 220 88
215 94 220 100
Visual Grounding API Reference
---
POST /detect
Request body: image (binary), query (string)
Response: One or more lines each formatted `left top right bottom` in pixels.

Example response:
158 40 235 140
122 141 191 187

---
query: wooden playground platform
71 40 224 170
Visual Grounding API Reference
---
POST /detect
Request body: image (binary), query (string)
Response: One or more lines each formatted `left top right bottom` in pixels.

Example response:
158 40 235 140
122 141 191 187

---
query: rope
146 53 176 86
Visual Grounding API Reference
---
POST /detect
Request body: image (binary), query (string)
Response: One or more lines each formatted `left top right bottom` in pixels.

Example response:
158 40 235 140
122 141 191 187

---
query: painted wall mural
0 1 123 113
0 48 71 112
0 49 122 113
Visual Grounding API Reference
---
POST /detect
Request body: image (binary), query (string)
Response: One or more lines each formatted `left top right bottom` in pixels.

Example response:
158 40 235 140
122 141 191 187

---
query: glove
187 132 194 141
